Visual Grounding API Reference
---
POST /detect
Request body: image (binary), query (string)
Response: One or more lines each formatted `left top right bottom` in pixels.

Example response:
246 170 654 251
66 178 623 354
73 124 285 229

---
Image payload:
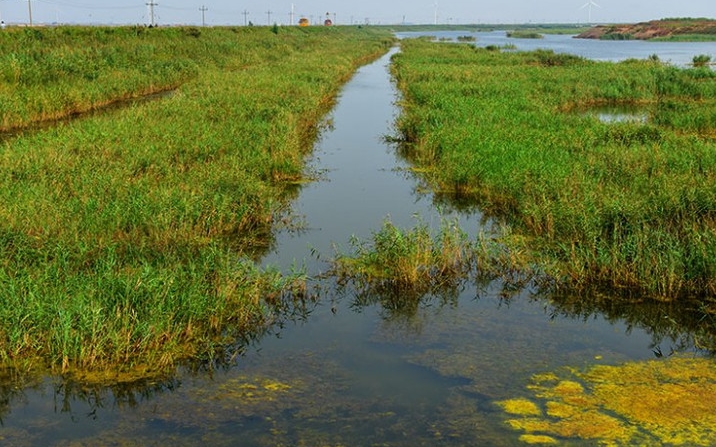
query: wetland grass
391 39 716 301
0 26 200 131
506 30 544 39
332 218 474 300
0 26 394 380
330 216 542 313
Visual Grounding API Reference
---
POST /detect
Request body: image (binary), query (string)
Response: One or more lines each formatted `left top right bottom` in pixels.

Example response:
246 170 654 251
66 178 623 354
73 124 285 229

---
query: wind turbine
580 0 600 24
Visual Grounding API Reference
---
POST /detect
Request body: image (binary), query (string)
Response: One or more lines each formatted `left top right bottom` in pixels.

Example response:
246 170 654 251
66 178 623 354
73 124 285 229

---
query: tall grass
392 39 716 301
0 26 200 130
0 26 394 380
333 218 474 296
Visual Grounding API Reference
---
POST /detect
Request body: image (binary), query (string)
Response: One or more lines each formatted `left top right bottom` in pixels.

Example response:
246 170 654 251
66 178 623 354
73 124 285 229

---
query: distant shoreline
576 18 716 41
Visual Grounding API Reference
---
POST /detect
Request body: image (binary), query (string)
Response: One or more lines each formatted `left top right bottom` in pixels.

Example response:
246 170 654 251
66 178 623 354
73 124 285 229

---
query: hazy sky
0 0 713 26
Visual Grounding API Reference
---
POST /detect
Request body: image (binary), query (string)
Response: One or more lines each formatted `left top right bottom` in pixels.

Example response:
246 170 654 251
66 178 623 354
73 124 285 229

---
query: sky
0 0 713 26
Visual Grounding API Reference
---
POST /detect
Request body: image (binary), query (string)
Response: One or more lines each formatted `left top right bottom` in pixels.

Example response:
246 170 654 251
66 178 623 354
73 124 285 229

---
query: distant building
298 17 309 26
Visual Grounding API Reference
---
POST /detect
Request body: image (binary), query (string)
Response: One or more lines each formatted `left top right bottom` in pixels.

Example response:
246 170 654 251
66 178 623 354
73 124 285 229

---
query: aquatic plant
692 54 713 67
332 217 474 300
497 356 716 445
506 31 544 39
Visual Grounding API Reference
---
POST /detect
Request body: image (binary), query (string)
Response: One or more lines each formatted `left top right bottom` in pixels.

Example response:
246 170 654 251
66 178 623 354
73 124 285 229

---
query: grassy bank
0 26 393 381
392 38 716 301
0 26 198 131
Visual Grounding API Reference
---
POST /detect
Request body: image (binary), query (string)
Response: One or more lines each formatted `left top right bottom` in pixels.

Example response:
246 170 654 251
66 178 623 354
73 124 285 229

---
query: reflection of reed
543 288 716 355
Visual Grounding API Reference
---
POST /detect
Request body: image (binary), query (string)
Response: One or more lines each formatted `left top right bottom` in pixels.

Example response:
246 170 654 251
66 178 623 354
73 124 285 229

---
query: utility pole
27 0 33 26
242 9 249 26
290 3 294 25
146 1 158 26
199 5 207 27
266 9 272 25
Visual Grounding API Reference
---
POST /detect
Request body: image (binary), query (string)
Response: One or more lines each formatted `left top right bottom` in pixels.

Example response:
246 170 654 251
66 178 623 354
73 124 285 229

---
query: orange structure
298 17 309 26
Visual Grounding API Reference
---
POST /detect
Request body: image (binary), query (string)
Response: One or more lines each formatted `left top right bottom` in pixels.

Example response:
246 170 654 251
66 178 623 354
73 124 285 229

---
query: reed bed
392 39 716 302
333 218 474 296
0 26 393 380
331 217 545 317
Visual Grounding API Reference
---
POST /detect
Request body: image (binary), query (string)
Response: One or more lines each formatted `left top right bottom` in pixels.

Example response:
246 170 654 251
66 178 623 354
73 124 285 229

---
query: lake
1 32 713 446
397 30 715 66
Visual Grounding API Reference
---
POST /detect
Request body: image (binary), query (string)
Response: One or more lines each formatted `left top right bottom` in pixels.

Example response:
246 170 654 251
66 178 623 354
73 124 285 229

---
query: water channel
1 32 715 446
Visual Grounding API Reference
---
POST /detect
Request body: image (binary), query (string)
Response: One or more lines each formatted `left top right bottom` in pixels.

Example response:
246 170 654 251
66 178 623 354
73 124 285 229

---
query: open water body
398 29 716 66
1 33 714 446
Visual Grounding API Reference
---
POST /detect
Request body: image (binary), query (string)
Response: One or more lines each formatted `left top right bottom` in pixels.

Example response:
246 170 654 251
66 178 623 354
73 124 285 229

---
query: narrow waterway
262 47 470 273
2 41 712 446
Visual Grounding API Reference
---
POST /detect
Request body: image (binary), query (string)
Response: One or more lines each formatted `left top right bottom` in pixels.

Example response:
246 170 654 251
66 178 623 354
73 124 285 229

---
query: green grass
332 218 474 296
392 39 716 302
0 26 199 131
652 34 716 42
506 31 544 39
330 216 546 319
693 54 713 67
0 25 394 381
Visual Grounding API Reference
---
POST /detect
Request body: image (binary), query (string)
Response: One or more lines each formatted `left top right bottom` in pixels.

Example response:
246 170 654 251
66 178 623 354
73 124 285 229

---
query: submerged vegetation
392 38 716 302
498 356 716 445
0 25 393 379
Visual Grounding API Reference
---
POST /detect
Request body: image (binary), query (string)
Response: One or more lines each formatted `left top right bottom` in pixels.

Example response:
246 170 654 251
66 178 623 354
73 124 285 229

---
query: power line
146 1 157 26
35 0 142 11
199 4 207 26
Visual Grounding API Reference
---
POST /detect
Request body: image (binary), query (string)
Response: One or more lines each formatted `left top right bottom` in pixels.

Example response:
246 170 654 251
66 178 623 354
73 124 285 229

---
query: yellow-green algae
498 356 716 446
499 398 542 417
519 434 558 445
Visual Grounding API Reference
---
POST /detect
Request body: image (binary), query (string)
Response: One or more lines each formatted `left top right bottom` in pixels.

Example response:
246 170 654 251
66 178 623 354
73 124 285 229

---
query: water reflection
545 289 716 355
341 264 716 356
582 104 650 123
0 274 713 445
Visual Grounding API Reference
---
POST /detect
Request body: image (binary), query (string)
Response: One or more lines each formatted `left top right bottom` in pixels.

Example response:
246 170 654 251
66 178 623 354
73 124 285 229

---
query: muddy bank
577 18 716 40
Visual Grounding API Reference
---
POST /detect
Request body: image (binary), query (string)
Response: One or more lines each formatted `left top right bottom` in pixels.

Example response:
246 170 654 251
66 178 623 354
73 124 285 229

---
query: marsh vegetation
0 25 393 379
392 38 716 303
2 27 716 445
506 30 544 39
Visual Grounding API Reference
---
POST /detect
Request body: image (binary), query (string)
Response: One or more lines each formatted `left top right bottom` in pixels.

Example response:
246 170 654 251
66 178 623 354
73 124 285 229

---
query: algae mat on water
498 357 716 445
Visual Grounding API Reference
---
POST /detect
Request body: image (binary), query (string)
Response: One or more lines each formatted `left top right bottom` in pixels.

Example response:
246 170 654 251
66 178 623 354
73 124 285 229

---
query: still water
2 34 714 446
397 30 715 66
